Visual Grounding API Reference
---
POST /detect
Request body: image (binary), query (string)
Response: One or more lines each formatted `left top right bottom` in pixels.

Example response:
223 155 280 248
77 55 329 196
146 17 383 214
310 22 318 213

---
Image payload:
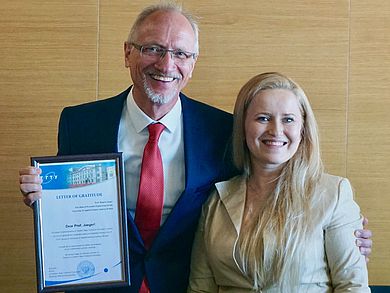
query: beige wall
1 0 389 290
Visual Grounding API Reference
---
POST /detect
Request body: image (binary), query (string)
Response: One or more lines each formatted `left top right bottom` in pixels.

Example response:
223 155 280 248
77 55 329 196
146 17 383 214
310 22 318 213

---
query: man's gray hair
127 2 199 54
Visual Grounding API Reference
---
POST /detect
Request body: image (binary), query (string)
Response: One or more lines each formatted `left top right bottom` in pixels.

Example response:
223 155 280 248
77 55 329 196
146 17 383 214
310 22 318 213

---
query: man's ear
124 42 131 68
188 56 198 78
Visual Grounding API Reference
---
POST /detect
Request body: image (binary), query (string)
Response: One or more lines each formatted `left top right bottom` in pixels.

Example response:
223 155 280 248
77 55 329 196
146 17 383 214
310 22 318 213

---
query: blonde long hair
233 72 324 292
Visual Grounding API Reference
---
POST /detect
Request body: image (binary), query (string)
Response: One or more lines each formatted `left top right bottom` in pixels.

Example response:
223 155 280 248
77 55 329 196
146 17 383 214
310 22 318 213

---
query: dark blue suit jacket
59 88 237 292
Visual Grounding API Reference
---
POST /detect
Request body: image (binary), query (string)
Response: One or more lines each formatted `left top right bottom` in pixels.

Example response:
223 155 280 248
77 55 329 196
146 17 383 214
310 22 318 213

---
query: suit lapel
181 95 203 191
101 88 130 152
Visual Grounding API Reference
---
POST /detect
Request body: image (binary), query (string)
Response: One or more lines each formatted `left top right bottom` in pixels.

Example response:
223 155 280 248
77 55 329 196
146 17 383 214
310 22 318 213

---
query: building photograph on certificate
31 153 130 292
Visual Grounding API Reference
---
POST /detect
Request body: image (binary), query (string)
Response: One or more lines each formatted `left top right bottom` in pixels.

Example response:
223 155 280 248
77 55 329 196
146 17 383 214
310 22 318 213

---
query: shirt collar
126 89 182 133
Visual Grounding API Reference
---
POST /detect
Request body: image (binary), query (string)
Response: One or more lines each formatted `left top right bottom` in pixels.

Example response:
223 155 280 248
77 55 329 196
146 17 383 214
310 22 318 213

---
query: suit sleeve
325 178 370 292
187 199 218 293
57 107 71 155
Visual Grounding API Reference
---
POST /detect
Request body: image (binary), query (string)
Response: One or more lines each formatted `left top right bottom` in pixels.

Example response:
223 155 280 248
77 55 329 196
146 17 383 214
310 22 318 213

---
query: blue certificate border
31 153 130 293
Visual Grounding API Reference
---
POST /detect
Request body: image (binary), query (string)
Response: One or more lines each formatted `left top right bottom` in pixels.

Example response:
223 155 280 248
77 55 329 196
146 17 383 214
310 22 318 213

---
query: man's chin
145 90 175 105
143 80 179 104
148 92 176 105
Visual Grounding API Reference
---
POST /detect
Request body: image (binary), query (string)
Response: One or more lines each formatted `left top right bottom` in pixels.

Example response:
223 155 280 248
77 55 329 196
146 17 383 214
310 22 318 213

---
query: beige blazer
188 174 370 293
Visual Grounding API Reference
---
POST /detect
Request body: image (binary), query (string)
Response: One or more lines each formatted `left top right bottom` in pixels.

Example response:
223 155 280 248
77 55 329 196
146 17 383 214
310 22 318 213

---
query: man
19 3 372 293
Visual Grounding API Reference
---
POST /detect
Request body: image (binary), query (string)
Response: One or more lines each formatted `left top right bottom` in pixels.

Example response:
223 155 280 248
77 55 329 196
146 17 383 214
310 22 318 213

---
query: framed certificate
31 153 130 292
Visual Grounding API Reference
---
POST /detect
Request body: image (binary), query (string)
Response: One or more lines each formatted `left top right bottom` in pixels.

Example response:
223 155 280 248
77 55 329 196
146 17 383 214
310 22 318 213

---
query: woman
188 72 370 292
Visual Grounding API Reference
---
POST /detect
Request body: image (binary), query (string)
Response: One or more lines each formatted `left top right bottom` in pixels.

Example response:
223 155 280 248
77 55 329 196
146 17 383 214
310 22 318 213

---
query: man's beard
143 79 177 105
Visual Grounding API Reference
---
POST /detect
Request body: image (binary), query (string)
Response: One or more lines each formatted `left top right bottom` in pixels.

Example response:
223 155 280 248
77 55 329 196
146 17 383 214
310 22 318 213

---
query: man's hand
355 217 372 262
19 166 42 207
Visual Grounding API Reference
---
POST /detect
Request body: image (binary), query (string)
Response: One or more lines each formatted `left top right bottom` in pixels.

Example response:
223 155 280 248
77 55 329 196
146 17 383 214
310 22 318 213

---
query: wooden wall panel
348 0 390 284
0 0 98 291
184 0 350 176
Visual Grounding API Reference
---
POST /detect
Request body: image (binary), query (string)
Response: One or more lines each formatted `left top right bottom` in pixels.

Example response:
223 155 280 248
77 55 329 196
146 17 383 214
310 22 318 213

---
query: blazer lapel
215 176 246 235
101 88 130 152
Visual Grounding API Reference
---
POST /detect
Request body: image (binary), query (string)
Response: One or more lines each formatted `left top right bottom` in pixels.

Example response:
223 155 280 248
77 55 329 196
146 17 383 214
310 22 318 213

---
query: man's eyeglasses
130 42 197 63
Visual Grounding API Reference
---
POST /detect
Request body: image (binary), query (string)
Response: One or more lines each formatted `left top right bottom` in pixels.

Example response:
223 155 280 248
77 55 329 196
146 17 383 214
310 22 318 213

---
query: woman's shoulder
316 173 360 228
318 173 353 197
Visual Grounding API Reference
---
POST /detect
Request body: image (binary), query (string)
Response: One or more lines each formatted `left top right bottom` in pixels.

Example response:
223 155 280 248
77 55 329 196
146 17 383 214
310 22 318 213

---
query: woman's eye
283 117 294 123
257 116 269 122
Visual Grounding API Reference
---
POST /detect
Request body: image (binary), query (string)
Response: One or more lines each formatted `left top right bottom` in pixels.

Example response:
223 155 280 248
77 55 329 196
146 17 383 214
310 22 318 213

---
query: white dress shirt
117 90 185 225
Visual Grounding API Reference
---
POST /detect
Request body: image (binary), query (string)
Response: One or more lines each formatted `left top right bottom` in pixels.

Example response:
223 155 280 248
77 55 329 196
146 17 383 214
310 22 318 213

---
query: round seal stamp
77 260 95 278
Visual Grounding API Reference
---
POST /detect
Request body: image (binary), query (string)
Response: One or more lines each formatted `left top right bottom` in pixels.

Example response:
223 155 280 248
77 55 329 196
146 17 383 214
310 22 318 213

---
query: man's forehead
136 11 195 46
138 11 193 35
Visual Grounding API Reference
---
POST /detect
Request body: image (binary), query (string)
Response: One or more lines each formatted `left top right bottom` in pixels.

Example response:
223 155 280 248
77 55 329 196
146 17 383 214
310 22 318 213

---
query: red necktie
135 123 165 293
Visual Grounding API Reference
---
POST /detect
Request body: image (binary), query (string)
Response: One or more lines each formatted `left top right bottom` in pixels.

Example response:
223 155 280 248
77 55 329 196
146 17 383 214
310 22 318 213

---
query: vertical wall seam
95 0 100 101
346 0 351 177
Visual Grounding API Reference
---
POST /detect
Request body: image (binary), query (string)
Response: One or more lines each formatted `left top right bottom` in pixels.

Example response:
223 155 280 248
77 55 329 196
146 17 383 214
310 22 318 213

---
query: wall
0 0 389 291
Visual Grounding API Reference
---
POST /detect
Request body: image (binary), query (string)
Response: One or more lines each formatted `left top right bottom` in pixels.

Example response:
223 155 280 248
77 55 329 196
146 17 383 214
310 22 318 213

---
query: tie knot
147 123 165 142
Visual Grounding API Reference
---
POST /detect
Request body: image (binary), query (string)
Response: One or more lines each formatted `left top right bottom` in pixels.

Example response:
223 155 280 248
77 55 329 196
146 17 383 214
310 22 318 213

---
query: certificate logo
77 260 95 278
41 172 58 185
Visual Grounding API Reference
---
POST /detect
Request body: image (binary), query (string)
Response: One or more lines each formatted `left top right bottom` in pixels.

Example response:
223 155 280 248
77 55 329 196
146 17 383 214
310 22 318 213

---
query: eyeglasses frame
129 42 197 61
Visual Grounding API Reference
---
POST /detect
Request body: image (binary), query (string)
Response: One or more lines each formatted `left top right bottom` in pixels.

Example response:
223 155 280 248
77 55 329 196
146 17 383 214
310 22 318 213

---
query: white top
117 90 185 224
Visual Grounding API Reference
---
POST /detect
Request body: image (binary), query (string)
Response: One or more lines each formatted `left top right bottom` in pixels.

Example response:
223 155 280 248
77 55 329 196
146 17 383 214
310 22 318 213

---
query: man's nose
155 50 176 70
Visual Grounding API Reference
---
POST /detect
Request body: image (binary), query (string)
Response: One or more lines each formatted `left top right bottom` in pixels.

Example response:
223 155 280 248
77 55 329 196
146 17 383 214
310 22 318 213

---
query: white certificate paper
32 154 130 292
